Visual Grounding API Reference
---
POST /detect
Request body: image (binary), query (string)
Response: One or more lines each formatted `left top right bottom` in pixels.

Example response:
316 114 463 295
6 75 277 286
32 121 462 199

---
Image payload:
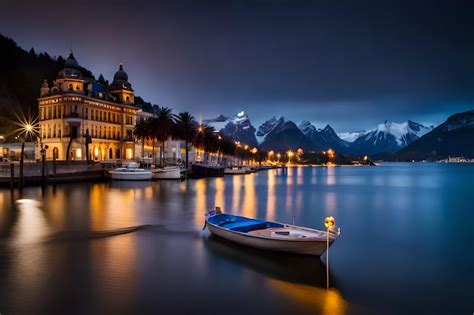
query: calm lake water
0 163 472 314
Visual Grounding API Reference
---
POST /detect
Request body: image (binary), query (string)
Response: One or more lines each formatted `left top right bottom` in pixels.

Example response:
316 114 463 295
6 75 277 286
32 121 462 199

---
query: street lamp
286 150 294 164
14 115 39 189
324 216 335 289
268 150 274 161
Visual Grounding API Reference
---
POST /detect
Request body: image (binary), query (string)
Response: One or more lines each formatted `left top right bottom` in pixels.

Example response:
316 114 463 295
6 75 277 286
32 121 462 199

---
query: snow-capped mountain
338 131 367 143
298 121 350 152
203 111 258 147
256 116 285 144
396 109 474 160
259 120 313 152
349 120 433 155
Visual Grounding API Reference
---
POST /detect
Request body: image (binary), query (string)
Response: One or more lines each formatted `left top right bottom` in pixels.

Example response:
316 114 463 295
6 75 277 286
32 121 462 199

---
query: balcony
64 112 83 124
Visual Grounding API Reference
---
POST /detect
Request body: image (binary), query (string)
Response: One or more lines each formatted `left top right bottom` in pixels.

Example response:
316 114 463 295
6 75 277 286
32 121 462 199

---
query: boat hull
192 164 224 178
207 223 332 256
152 168 184 180
108 171 152 181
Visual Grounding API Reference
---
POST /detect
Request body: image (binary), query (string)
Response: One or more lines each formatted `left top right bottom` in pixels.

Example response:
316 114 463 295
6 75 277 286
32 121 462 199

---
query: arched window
69 83 73 91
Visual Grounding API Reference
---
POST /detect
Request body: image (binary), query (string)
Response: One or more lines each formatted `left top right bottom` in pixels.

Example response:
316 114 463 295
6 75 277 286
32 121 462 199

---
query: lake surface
0 163 472 314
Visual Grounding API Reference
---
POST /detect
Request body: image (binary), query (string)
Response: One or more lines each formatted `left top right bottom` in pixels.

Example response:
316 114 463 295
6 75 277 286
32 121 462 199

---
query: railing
64 113 82 119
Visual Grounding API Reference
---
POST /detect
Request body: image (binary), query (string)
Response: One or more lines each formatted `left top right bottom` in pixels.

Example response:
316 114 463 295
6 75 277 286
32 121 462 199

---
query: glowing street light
244 145 249 150
324 216 335 289
286 150 294 164
327 148 335 158
14 114 39 189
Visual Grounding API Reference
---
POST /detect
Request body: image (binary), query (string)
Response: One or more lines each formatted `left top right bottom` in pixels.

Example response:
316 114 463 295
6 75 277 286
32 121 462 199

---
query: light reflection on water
0 163 473 314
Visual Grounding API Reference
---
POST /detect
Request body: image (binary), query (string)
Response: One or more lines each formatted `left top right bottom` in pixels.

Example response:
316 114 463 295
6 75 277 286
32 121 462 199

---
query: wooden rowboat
205 209 340 256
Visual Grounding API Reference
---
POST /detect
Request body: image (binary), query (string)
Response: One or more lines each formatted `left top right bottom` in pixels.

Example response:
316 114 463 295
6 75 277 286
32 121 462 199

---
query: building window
69 84 73 91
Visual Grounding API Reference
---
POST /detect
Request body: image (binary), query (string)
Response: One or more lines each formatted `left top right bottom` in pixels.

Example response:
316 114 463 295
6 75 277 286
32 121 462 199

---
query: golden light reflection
144 186 153 200
179 180 188 192
286 166 294 185
327 165 336 185
266 277 348 315
195 179 207 227
43 187 66 230
297 166 303 185
89 185 138 230
14 199 50 244
266 170 276 220
10 198 49 308
232 175 242 213
243 174 256 218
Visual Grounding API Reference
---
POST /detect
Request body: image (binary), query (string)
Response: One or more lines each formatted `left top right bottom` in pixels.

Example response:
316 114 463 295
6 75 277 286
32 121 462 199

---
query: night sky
1 0 473 132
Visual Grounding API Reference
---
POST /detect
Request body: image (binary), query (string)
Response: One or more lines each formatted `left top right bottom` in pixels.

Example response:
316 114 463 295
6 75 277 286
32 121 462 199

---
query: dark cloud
1 0 473 131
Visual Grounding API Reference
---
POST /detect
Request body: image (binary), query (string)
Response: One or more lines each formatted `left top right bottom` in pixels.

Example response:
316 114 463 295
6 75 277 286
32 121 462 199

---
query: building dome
64 50 79 69
113 63 128 82
109 63 133 91
58 50 82 78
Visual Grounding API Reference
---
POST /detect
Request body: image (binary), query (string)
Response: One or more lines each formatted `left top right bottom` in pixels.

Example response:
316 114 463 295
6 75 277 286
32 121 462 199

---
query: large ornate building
38 51 138 160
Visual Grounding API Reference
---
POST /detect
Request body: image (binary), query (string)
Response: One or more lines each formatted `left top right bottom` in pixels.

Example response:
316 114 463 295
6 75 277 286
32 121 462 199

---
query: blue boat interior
208 214 284 233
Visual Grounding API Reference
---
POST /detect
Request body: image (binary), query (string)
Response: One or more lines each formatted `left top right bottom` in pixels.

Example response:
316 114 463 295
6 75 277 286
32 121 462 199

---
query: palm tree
174 112 197 169
133 118 152 159
153 106 176 166
192 124 217 164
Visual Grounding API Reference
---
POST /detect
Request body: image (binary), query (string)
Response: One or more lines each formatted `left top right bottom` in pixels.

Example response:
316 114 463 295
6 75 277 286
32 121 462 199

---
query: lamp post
19 137 25 189
286 150 294 165
40 144 48 186
251 147 257 165
324 216 335 289
268 150 274 163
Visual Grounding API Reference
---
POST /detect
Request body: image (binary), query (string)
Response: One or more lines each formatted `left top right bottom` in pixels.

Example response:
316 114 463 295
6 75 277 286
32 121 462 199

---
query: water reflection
266 170 276 220
0 164 472 314
243 174 256 218
205 235 348 314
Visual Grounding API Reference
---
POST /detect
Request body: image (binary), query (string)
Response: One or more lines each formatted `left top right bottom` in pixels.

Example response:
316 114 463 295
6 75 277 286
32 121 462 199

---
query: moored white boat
152 165 185 180
108 162 152 181
205 209 340 256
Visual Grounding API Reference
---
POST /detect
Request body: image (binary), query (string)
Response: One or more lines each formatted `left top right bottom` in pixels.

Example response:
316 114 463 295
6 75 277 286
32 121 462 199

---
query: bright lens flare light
14 114 39 140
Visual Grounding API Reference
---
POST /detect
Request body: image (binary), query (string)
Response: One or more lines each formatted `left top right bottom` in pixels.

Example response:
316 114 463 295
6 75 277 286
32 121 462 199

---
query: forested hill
0 34 93 137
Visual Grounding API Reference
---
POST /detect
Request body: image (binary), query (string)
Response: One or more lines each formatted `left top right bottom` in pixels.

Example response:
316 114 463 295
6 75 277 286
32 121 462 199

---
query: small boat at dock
191 163 225 178
108 162 152 181
205 209 340 256
152 165 185 180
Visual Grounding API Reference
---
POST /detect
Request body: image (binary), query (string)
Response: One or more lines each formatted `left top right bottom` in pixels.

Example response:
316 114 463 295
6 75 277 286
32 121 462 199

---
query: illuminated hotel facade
38 51 138 160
